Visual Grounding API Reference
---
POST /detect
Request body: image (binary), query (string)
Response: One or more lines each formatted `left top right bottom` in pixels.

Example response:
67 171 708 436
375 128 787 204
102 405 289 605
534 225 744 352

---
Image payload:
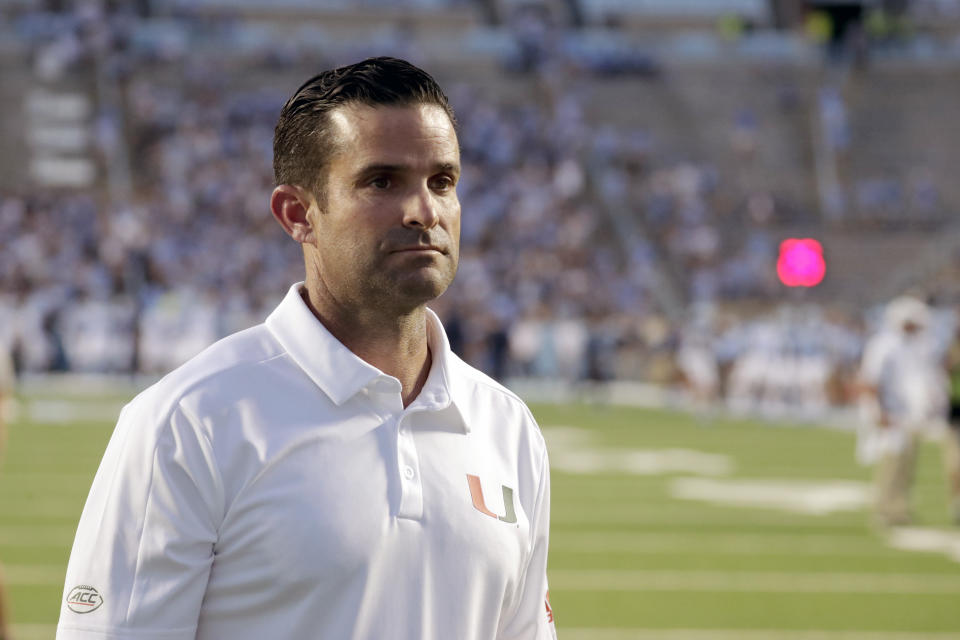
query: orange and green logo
466 474 517 524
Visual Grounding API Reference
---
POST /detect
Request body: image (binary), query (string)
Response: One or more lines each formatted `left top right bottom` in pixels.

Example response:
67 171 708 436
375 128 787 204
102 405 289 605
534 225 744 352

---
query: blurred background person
858 296 949 526
676 307 720 421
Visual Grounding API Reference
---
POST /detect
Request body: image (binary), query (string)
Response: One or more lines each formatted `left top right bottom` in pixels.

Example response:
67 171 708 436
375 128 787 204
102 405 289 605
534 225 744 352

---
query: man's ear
270 185 317 244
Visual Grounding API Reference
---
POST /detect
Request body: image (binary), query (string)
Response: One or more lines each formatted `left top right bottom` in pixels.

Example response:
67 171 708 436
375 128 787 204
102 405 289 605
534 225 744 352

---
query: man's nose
402 186 440 230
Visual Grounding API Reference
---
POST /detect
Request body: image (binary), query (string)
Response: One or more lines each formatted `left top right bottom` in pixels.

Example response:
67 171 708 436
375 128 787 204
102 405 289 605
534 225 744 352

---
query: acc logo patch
66 585 103 614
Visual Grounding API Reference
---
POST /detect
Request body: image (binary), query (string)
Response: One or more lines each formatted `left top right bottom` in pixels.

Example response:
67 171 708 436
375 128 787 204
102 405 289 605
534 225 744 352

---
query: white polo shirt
58 284 556 640
861 329 947 424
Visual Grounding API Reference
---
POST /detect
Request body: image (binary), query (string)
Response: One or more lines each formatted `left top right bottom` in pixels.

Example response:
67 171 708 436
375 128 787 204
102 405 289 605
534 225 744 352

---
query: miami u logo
466 474 517 524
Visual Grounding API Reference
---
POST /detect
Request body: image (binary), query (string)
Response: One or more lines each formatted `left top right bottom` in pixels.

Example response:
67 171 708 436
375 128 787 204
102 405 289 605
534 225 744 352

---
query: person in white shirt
676 315 718 420
858 296 948 526
57 57 556 640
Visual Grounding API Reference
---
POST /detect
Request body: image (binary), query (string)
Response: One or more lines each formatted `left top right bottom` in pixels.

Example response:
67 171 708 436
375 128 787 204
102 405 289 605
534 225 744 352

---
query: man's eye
431 176 454 191
370 177 391 189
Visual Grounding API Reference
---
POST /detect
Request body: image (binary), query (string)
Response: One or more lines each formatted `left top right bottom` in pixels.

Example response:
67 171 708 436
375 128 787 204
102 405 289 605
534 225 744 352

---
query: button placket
395 415 423 520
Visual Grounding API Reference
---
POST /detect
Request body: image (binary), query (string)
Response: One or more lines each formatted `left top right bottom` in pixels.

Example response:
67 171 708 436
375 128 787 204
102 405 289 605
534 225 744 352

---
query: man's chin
397 280 451 305
390 271 455 307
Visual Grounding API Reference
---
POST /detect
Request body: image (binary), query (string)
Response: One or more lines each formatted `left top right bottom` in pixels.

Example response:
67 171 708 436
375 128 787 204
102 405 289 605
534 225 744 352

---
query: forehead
327 103 459 170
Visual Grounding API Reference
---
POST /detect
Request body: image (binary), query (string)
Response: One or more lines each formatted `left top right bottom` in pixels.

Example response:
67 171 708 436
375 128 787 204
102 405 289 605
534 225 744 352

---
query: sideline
544 425 733 476
670 477 871 515
15 374 860 429
550 531 896 557
548 569 960 594
509 378 860 430
558 630 960 640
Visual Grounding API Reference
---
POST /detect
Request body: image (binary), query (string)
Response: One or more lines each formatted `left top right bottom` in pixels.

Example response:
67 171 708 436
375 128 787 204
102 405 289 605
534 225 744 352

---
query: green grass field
3 388 960 639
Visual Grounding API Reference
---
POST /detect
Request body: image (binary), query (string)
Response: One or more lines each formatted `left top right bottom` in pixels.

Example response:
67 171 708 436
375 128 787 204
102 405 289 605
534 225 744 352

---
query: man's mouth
390 245 445 255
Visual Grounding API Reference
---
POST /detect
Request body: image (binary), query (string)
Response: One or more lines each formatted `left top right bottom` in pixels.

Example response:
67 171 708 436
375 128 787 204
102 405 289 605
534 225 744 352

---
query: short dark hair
273 56 456 196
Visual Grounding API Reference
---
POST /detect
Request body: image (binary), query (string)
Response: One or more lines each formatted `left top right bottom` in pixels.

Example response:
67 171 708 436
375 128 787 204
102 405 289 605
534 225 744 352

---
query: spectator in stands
676 309 720 419
719 306 856 419
0 1 949 409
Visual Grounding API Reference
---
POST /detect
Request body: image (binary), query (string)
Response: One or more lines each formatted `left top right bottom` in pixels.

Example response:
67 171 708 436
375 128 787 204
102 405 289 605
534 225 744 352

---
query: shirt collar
265 284 382 406
265 283 470 434
420 306 471 434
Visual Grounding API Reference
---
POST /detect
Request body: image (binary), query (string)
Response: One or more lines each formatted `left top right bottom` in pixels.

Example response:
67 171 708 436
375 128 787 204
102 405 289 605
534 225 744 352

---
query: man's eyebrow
356 162 460 177
357 163 405 175
436 162 460 175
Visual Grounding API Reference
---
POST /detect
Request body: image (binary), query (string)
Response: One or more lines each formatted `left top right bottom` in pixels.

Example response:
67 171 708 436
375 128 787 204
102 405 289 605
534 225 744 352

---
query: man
858 296 948 526
57 57 556 640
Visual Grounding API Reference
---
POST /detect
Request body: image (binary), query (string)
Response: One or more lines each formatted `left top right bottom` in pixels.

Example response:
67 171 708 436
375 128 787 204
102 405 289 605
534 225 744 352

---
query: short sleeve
57 398 223 639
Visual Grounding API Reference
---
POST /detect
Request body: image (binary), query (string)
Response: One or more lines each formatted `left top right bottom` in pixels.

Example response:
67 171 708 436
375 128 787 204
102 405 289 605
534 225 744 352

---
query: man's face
903 320 921 336
305 102 461 313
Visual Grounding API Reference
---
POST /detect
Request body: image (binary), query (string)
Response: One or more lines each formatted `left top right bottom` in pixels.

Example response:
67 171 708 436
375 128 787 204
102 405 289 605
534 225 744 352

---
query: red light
777 238 825 287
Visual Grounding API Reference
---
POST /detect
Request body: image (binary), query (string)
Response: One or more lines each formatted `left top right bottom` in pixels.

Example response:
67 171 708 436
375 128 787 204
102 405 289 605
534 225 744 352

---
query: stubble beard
373 251 458 315
312 248 458 319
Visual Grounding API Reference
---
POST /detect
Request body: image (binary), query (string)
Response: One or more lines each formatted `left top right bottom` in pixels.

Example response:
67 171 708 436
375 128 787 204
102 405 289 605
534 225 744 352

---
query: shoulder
860 331 901 376
452 352 532 410
863 331 897 358
127 323 285 427
447 352 547 449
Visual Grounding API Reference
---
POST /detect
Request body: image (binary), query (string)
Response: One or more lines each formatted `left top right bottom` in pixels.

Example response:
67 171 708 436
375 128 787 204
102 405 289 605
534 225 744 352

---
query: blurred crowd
3 1 960 421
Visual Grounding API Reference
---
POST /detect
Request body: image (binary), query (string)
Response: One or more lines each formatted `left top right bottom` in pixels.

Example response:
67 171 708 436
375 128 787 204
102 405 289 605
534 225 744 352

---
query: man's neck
300 288 432 408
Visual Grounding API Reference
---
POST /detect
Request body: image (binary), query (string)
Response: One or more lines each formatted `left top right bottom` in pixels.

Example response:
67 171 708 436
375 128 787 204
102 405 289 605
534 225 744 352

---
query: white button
403 465 415 479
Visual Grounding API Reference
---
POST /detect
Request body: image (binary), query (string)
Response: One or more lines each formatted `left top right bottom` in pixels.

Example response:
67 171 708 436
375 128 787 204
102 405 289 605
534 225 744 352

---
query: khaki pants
874 431 920 525
944 427 960 522
875 427 960 525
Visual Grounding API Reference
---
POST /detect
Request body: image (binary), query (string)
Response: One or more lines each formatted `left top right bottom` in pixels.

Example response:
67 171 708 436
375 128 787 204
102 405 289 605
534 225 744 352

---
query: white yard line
0 526 76 546
886 527 960 563
0 498 85 519
551 532 895 556
670 478 871 516
5 564 65 585
549 569 960 594
559 629 960 640
542 425 734 476
551 507 849 525
3 471 99 483
10 624 59 640
26 399 124 424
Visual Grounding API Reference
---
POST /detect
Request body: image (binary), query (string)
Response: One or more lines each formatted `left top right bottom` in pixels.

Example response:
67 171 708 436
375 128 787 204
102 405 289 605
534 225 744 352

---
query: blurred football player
858 296 948 526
